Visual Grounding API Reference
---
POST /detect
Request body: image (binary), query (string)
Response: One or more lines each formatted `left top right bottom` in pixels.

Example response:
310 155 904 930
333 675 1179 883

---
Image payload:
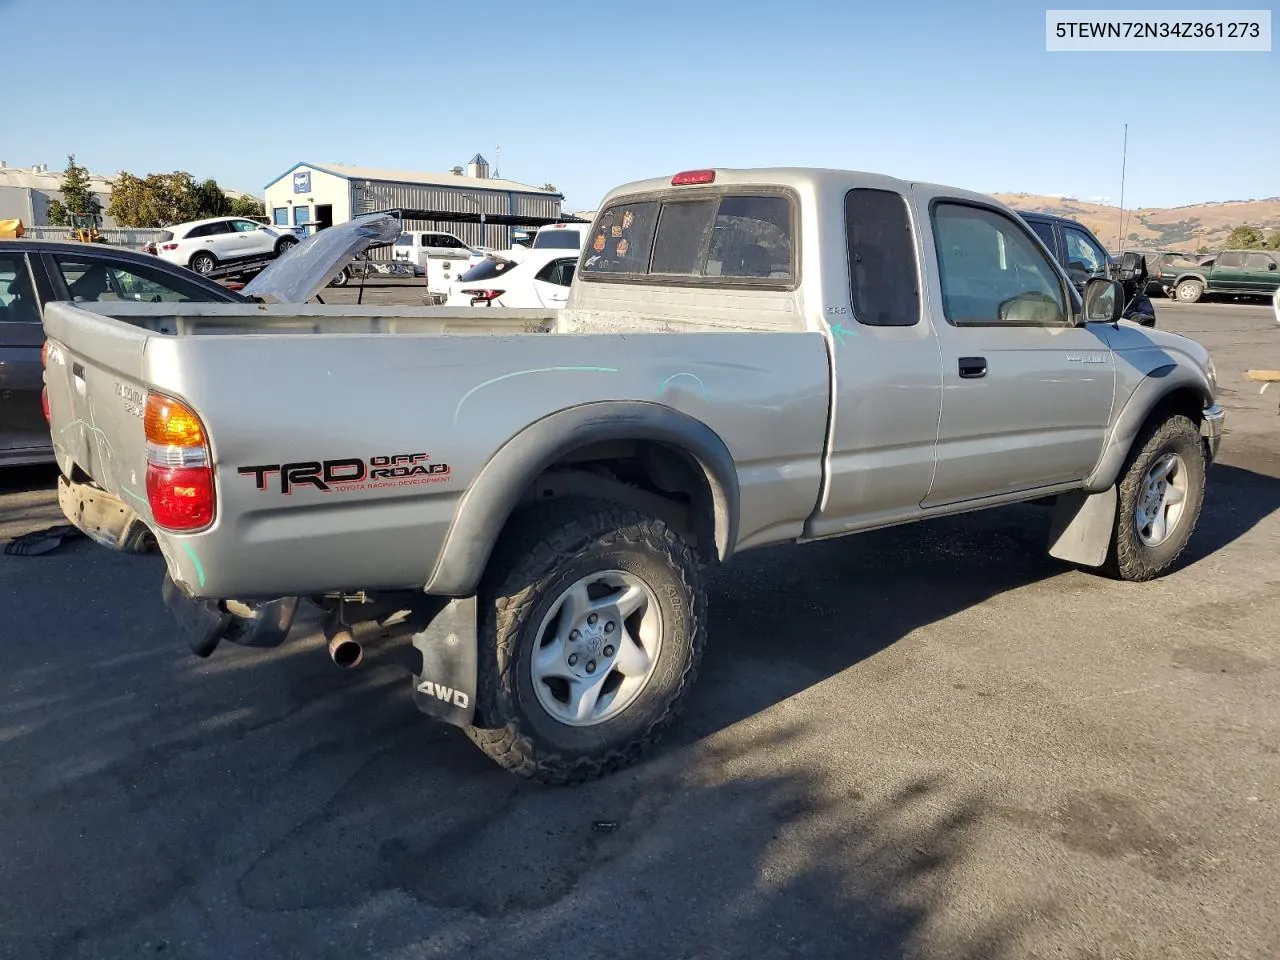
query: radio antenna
1115 122 1128 255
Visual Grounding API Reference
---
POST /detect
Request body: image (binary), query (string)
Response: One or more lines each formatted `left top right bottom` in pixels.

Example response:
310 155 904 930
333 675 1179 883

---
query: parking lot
1 298 1278 959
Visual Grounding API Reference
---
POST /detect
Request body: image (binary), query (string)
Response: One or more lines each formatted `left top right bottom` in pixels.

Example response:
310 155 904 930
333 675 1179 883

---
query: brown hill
992 193 1280 254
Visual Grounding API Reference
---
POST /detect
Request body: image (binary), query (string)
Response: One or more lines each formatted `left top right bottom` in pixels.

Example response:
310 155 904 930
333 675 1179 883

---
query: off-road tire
189 251 217 275
466 498 707 785
1175 279 1204 303
1105 414 1206 581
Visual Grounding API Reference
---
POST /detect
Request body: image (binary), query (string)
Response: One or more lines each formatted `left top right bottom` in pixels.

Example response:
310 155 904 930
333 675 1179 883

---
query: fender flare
1170 271 1208 290
1083 363 1212 493
425 401 741 597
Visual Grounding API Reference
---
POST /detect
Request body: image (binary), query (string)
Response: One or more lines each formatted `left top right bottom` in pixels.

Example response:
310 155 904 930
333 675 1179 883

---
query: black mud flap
411 597 477 729
162 573 231 658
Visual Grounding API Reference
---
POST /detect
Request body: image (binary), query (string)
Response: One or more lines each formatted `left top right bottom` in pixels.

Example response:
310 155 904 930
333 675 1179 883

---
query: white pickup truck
43 167 1223 784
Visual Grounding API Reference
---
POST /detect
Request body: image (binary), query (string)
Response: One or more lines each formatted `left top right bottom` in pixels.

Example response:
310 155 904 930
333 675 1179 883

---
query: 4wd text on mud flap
238 453 451 494
418 680 470 708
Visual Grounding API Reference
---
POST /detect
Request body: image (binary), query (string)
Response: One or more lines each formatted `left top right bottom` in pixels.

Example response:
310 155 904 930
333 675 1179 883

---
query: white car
150 217 302 276
444 248 578 308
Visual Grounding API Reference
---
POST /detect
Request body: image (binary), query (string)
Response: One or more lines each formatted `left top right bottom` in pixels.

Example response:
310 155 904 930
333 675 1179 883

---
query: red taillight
672 169 715 186
40 342 50 422
461 288 504 305
146 466 215 530
144 392 214 531
161 243 179 251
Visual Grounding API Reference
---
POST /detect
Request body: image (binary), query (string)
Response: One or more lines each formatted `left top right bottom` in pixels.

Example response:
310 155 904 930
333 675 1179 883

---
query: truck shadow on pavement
3 461 1277 958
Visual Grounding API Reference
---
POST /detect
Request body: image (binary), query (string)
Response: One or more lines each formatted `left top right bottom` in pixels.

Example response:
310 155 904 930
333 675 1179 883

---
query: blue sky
4 0 1276 210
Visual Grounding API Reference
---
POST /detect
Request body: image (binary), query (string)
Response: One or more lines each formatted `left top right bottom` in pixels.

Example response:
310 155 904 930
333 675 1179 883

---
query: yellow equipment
0 218 24 238
68 211 108 243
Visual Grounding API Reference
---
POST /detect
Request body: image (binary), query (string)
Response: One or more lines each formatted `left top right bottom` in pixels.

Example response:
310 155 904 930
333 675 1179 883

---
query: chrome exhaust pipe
325 621 363 669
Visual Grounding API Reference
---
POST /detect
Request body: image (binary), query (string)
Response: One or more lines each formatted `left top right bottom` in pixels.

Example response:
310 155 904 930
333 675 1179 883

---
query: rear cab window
581 190 795 284
532 228 582 250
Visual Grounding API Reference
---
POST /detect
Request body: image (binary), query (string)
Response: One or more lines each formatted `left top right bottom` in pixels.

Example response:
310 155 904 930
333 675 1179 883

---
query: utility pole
1115 122 1128 255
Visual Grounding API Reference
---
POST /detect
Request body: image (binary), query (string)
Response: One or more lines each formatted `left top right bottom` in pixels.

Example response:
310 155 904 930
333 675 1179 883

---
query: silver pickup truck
44 167 1224 784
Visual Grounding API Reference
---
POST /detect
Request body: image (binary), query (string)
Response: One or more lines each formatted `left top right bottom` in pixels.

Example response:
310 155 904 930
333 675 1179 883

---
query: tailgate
42 301 154 514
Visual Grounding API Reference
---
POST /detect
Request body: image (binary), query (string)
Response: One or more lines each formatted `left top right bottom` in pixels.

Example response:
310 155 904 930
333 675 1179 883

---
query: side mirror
1269 261 1277 271
1084 277 1124 323
1118 251 1146 281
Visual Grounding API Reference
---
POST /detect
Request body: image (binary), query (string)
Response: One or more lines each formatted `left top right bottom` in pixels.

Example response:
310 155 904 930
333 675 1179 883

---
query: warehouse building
0 161 116 227
261 154 568 251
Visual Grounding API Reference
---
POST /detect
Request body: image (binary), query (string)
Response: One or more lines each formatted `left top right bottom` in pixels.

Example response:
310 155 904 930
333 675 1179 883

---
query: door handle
958 357 987 379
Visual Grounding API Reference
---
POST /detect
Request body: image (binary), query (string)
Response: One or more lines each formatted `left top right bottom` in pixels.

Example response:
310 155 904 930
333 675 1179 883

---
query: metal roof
267 161 558 197
371 208 589 228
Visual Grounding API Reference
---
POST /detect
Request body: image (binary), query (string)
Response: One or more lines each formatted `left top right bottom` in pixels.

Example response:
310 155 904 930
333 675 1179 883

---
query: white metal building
261 154 566 251
0 161 116 226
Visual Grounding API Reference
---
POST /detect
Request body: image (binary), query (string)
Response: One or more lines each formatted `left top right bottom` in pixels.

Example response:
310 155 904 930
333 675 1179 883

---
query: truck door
1211 251 1246 293
805 187 943 538
0 252 50 461
914 189 1115 506
1243 252 1280 294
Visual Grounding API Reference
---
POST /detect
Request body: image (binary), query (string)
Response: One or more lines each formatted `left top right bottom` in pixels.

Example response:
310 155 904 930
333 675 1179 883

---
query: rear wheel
467 498 706 784
274 236 299 257
1175 279 1204 303
1105 414 1206 581
189 251 217 275
327 267 349 287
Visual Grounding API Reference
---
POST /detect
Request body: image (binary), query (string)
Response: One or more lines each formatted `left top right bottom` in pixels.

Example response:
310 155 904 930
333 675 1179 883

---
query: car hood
242 213 401 303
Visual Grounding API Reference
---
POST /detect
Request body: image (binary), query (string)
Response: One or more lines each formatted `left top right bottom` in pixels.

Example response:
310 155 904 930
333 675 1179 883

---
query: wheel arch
1172 272 1207 289
425 401 740 597
1084 366 1211 493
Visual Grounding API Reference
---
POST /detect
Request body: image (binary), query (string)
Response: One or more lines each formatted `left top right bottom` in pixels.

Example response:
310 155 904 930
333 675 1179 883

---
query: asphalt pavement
1 298 1278 959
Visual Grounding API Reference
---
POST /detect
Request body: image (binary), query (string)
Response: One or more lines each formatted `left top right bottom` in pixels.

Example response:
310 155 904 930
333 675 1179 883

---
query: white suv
150 217 302 276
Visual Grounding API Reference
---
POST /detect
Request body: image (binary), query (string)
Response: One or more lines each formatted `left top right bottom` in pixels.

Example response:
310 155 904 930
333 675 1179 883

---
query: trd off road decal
238 453 451 495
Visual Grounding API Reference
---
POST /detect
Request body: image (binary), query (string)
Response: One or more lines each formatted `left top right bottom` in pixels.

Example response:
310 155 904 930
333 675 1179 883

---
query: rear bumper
1202 404 1225 461
57 473 153 553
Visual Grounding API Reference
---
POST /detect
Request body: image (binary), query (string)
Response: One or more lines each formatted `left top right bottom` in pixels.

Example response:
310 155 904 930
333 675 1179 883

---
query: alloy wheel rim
529 569 663 727
1135 452 1188 547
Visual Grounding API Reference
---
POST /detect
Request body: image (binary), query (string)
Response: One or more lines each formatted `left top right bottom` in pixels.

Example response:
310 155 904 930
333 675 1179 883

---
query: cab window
0 255 40 324
581 192 794 283
932 202 1068 326
1062 226 1107 275
845 188 920 327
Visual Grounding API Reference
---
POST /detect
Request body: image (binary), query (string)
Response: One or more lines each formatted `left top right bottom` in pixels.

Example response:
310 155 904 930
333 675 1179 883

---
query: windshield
457 256 521 282
532 229 581 249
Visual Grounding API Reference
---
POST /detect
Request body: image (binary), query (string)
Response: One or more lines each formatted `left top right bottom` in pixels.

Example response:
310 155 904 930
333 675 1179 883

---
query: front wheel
1175 279 1204 303
327 268 349 287
467 498 707 784
1105 414 1206 581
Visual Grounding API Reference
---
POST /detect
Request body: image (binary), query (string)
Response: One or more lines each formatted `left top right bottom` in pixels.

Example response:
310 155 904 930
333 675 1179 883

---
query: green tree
1225 224 1265 249
107 171 203 227
58 154 102 220
229 195 266 218
45 198 70 226
191 178 232 219
541 183 559 194
1266 231 1280 251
